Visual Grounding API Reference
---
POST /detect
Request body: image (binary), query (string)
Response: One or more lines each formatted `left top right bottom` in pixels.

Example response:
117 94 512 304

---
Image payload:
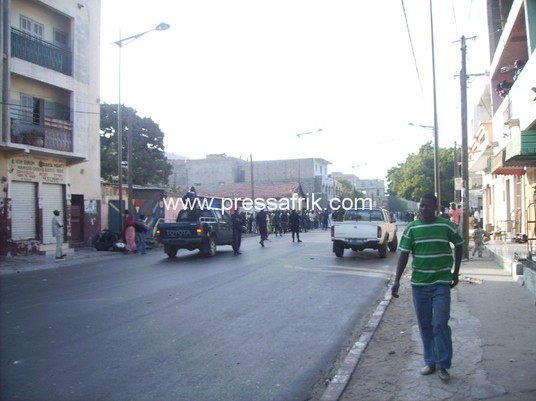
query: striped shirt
398 217 464 286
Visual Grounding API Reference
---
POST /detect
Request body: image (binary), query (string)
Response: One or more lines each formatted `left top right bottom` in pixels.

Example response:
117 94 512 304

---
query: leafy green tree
386 142 455 208
387 195 408 213
336 178 366 205
337 178 353 198
100 103 172 187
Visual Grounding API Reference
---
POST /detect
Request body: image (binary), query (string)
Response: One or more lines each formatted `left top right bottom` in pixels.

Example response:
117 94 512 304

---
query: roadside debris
461 276 484 284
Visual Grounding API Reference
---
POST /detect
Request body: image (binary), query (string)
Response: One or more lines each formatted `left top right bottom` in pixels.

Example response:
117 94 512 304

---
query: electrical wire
451 0 459 38
400 0 425 101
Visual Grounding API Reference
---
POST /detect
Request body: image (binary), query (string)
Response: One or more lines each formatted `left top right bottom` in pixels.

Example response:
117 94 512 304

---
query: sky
99 0 490 180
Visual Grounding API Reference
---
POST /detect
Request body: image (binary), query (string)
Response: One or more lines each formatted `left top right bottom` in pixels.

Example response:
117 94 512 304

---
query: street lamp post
406 1 442 214
114 22 170 234
296 128 322 184
429 0 441 213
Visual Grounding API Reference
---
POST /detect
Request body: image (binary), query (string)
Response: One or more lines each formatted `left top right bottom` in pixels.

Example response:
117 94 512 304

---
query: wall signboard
11 155 66 184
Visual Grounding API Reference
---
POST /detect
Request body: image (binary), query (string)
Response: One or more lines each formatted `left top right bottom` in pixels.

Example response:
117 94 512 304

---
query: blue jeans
412 284 452 369
135 232 146 254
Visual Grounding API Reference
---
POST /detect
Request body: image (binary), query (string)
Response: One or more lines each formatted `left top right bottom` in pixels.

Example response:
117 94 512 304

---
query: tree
386 142 455 209
387 195 409 213
336 178 366 205
100 103 172 187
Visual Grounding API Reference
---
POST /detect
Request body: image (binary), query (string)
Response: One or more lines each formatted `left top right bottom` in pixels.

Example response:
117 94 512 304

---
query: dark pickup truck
155 208 233 258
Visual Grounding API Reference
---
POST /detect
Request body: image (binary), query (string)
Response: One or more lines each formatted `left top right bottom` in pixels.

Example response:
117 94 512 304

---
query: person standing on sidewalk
448 202 461 228
392 193 463 383
472 222 488 258
51 210 66 259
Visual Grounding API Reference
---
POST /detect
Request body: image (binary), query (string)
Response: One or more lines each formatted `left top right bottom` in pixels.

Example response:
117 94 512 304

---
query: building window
20 95 32 123
53 28 68 48
20 15 44 38
54 28 69 49
21 95 43 125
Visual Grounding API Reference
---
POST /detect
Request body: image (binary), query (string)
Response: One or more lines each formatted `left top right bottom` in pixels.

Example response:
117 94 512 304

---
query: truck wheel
203 237 216 257
333 243 344 258
378 242 388 258
166 246 178 258
388 234 398 252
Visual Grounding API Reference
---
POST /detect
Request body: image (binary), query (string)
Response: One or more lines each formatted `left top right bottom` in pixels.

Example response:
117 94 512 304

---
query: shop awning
505 130 536 164
491 150 526 175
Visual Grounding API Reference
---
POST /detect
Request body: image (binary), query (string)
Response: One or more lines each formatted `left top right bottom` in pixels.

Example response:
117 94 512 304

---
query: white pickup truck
331 207 398 258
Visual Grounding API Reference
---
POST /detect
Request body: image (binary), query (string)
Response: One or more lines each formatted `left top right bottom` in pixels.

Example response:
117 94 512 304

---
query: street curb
0 250 129 276
319 284 393 401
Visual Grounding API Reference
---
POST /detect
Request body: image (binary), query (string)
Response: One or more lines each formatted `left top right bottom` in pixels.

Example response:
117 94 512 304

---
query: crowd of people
242 208 334 237
222 208 337 254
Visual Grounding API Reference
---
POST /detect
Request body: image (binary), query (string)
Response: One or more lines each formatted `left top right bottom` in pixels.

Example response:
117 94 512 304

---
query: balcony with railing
489 3 529 115
10 105 73 152
11 27 72 76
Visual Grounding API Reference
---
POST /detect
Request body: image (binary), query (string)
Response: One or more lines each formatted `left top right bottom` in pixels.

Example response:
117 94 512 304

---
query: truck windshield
344 209 383 222
176 209 213 222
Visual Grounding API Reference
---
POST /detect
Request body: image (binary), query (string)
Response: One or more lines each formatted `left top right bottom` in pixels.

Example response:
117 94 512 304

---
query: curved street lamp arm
114 22 170 48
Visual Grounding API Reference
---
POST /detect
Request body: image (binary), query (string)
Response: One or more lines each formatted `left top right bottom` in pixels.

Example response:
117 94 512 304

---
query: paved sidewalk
321 245 536 401
0 247 135 276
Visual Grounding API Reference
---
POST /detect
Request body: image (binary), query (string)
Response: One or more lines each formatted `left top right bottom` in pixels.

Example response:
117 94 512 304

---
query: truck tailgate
157 222 201 240
333 222 378 239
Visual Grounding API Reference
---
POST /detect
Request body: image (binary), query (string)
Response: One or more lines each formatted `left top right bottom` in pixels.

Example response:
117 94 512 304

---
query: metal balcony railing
10 104 73 152
11 27 72 76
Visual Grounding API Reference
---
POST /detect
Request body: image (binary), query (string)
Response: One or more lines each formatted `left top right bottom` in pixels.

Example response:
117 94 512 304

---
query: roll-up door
11 181 37 240
42 184 64 244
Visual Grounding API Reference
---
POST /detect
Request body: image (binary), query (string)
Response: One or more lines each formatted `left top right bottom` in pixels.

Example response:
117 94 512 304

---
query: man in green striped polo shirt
392 193 463 383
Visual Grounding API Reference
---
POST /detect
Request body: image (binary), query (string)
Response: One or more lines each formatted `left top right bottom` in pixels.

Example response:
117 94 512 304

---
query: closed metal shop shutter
42 184 64 244
11 181 37 240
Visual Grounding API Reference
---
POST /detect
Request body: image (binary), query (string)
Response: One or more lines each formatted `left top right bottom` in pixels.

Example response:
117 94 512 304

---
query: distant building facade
331 172 386 207
356 179 386 207
168 154 337 210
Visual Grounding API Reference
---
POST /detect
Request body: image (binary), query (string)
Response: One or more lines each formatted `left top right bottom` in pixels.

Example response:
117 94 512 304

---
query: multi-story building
355 179 386 207
331 172 387 207
250 157 336 209
168 154 338 209
468 0 536 244
169 154 248 192
0 0 102 255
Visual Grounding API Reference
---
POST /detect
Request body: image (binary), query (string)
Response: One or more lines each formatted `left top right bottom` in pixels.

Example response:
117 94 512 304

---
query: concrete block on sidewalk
523 264 536 298
512 261 523 276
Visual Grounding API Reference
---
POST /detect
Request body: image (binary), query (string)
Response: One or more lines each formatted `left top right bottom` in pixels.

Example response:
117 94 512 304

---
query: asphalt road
0 230 397 401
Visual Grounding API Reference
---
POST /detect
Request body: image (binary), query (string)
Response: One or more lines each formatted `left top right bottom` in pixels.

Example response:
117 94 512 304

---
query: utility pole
250 153 255 200
460 35 470 259
429 0 441 213
453 141 458 202
127 113 133 213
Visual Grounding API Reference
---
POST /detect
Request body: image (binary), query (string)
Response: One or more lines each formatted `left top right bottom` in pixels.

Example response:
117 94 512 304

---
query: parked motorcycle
93 229 123 251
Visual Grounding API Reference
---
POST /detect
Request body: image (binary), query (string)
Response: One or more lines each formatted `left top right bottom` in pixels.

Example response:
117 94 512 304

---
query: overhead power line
400 0 425 101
